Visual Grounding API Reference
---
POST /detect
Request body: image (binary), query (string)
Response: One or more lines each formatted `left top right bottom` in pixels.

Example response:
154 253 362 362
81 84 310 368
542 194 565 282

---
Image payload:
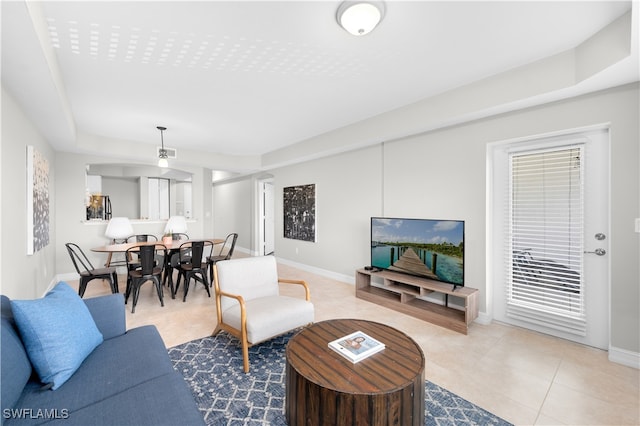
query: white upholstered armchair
211 256 314 372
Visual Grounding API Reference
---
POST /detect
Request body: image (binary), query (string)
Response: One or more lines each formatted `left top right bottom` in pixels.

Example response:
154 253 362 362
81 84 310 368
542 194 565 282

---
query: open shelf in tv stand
355 268 479 334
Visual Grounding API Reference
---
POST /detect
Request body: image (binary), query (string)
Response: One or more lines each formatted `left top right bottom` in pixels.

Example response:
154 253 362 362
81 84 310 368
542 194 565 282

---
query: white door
263 182 275 255
490 127 609 349
148 178 170 220
581 129 609 349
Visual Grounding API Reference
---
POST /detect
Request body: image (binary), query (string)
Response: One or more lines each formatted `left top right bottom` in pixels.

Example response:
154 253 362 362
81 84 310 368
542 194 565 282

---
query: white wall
212 83 639 355
102 176 139 219
1 89 57 298
271 145 383 275
383 126 487 308
212 177 252 252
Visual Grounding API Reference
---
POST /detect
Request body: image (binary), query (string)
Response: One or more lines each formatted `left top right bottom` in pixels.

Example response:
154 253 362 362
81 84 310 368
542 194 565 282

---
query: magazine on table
328 330 385 363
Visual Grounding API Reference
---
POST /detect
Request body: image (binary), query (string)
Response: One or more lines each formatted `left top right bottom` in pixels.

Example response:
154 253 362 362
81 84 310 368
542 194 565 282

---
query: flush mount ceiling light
337 1 385 36
157 126 168 168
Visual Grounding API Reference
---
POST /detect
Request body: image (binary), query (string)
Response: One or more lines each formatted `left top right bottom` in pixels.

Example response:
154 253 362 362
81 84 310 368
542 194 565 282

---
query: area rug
169 332 512 426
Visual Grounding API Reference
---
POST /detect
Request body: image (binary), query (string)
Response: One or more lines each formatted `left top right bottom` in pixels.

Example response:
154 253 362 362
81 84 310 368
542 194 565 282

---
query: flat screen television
370 217 464 288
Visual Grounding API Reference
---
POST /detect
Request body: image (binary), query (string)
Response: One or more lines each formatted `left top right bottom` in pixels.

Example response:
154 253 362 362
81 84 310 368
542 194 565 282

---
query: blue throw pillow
10 282 103 390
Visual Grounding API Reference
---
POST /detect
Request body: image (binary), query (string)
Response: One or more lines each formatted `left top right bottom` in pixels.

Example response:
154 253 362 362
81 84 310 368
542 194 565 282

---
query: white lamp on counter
104 217 133 267
105 217 133 243
163 216 188 244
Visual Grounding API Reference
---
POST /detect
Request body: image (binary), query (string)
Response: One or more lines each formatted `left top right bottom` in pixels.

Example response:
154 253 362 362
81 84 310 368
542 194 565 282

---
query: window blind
506 145 586 335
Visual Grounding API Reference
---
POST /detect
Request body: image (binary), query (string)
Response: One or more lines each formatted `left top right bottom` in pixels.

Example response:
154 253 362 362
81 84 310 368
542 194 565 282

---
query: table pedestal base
285 319 425 426
286 362 424 426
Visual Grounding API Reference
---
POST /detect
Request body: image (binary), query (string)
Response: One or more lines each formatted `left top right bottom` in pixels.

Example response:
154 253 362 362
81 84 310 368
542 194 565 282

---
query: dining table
91 238 224 262
91 239 225 292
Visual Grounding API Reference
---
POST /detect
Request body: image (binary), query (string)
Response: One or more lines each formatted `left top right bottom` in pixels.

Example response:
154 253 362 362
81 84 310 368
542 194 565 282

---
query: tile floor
74 258 639 426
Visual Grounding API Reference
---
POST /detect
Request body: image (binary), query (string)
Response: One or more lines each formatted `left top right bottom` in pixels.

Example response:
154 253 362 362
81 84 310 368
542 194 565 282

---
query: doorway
258 179 275 256
148 177 170 220
489 127 610 349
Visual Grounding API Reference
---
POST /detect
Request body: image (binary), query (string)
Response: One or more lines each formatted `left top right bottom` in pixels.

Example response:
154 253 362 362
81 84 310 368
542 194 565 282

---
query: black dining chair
173 240 213 302
128 234 158 243
207 233 238 284
65 243 119 297
125 234 159 269
162 233 189 290
125 243 167 313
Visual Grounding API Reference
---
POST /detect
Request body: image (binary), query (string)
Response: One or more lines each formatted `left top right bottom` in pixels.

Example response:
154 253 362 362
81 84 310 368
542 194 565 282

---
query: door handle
584 248 606 256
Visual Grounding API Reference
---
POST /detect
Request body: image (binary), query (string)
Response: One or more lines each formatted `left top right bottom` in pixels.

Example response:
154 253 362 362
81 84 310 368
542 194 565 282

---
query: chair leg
201 272 211 297
153 277 164 307
163 265 172 287
241 332 250 373
182 273 191 302
131 281 141 313
124 275 132 304
174 271 183 299
111 272 119 293
167 267 176 299
106 277 113 294
158 277 164 300
212 324 223 336
78 278 89 298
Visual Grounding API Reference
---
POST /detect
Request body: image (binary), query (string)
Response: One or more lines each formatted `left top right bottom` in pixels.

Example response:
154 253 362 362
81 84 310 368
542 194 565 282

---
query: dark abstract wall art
283 184 316 242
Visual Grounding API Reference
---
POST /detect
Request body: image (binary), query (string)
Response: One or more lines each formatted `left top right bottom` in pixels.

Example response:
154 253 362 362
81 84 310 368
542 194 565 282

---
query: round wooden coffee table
285 319 425 426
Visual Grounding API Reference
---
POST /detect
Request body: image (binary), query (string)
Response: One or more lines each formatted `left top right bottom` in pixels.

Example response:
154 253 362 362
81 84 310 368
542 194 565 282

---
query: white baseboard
52 273 80 296
41 275 75 297
229 249 354 285
609 345 640 369
475 311 492 325
275 257 354 285
57 272 79 283
235 246 252 256
274 258 497 328
47 276 61 294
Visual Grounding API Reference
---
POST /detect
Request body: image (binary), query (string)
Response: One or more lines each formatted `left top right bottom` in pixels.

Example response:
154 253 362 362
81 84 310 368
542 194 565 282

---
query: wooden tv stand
355 268 479 334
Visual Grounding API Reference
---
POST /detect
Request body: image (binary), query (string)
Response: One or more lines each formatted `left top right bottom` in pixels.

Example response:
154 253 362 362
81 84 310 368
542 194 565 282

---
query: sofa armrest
83 293 126 340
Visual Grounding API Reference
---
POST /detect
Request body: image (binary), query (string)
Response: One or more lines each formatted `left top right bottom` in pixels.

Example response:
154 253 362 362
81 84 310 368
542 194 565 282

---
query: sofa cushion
0 296 33 422
10 282 103 390
12 326 176 423
27 373 205 426
83 293 126 340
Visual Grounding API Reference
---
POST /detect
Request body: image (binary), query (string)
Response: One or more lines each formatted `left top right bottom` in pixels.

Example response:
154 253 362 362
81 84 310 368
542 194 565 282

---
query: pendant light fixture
337 1 385 36
157 126 169 168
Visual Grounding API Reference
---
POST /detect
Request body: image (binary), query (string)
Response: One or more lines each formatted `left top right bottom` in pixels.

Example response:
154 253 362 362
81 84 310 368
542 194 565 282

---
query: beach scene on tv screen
371 218 464 285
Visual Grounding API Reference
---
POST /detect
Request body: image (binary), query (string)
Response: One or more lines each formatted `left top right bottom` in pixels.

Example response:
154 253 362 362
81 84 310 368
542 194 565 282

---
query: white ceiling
2 1 638 174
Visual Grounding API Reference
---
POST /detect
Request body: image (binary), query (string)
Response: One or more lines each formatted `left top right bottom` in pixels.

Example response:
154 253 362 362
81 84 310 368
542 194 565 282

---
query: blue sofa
1 293 205 426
